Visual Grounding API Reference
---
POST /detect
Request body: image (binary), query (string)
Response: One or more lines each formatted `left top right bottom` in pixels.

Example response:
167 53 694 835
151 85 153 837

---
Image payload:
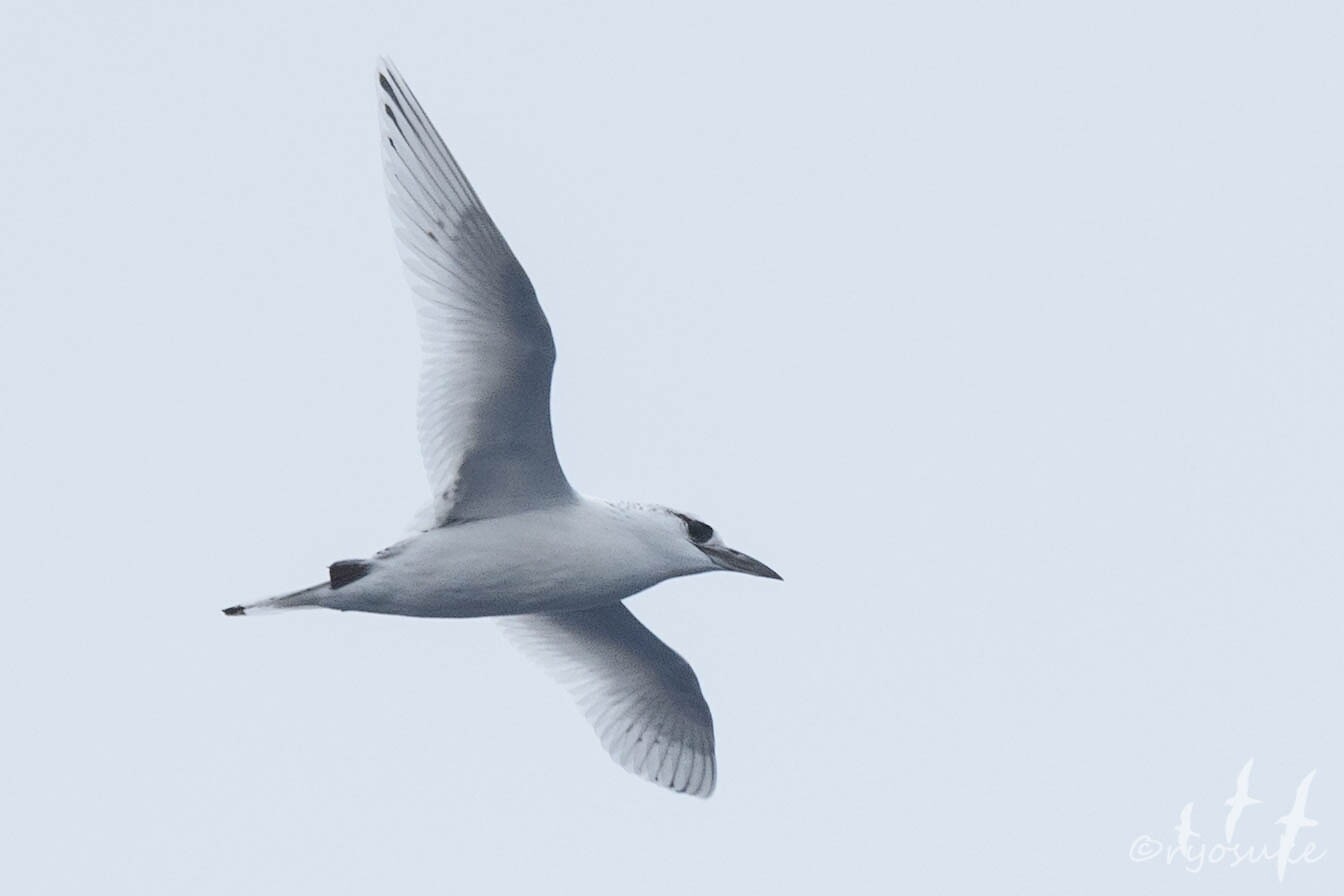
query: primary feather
379 61 573 523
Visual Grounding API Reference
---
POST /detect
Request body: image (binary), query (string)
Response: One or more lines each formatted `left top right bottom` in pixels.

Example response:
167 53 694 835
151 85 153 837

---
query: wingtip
222 605 246 617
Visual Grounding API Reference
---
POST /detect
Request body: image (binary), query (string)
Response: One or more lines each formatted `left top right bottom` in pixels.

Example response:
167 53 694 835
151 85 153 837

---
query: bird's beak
698 545 783 580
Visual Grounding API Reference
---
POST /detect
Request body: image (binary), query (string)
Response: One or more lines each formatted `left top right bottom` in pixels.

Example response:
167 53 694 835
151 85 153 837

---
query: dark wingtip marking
222 605 246 616
329 559 373 589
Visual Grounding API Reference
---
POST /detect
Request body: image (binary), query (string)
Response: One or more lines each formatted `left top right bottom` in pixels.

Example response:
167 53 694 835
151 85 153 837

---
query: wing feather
501 604 717 797
379 60 573 523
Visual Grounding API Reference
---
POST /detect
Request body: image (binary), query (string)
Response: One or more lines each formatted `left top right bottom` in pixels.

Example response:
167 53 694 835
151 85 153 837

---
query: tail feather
222 582 329 617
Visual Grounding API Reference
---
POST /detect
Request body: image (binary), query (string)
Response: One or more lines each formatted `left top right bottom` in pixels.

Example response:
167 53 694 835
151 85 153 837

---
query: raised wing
379 61 573 524
502 604 717 797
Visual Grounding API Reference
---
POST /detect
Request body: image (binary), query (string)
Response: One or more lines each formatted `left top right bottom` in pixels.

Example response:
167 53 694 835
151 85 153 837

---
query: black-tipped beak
698 545 783 580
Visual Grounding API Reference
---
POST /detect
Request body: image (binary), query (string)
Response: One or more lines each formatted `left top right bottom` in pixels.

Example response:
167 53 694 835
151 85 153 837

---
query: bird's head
635 505 782 581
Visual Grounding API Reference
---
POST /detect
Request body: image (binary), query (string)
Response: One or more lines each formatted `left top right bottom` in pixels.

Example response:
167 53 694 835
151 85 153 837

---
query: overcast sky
2 2 1341 893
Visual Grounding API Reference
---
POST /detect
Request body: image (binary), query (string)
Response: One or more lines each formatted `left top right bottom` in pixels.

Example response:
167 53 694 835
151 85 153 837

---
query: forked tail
222 582 329 616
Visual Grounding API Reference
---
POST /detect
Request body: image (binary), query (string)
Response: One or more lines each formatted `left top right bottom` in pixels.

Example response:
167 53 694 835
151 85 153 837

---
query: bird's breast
348 508 675 618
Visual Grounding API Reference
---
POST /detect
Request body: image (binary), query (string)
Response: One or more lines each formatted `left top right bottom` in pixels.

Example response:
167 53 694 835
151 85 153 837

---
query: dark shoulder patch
329 559 372 589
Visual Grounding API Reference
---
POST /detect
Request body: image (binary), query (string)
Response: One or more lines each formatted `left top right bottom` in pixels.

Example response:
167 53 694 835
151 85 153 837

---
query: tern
224 61 781 797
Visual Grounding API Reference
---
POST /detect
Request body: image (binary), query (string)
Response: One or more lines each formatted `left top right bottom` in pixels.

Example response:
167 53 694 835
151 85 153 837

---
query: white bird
1223 758 1261 842
224 61 780 798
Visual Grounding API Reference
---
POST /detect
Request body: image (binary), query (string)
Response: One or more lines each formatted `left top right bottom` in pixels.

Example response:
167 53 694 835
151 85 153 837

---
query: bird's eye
686 519 714 544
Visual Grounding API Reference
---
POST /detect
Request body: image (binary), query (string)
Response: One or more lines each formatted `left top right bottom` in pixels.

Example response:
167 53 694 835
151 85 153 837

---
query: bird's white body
229 61 779 797
317 499 713 618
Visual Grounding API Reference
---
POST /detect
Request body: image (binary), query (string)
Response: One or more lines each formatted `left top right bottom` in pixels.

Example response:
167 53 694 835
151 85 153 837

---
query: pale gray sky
1 1 1340 893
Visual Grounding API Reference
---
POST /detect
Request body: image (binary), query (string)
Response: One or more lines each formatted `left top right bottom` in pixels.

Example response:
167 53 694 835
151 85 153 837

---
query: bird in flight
224 60 781 798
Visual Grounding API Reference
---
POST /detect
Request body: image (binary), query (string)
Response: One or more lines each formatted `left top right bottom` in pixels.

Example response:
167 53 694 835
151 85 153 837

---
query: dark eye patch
672 511 715 544
686 519 714 543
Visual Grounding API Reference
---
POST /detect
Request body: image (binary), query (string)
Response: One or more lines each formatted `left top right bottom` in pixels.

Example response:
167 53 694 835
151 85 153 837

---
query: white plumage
379 62 570 524
502 605 716 797
228 60 780 798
